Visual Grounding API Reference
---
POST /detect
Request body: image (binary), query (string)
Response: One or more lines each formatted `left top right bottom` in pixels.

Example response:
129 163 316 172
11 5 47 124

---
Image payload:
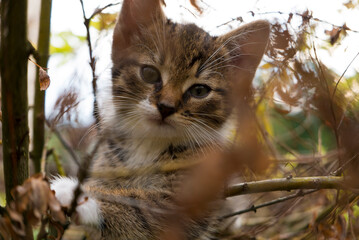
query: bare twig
40 134 51 175
45 120 81 166
222 189 318 219
332 50 359 107
88 2 122 20
77 1 121 127
51 149 66 176
78 1 102 127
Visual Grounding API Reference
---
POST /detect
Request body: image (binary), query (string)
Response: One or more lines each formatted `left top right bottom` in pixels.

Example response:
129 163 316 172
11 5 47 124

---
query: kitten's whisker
204 49 263 73
187 125 207 155
181 126 198 154
190 124 218 153
191 118 225 145
203 53 244 71
211 64 255 73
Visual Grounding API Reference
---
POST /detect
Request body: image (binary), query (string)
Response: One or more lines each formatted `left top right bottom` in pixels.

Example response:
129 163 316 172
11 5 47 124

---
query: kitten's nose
157 103 176 120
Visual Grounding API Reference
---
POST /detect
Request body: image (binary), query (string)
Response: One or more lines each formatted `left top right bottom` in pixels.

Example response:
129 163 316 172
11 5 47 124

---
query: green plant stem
1 0 30 203
32 0 52 173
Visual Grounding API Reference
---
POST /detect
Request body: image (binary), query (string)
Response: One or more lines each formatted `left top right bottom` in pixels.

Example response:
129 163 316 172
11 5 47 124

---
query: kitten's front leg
50 176 102 226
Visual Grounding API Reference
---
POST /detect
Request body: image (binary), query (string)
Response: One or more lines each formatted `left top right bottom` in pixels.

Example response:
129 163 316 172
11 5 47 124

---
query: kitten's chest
100 137 192 168
91 138 194 190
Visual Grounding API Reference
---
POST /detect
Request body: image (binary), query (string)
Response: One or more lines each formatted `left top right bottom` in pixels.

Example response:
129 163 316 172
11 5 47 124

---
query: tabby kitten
51 0 270 239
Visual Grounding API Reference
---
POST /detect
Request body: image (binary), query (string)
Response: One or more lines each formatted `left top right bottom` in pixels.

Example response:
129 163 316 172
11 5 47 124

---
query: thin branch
332 50 359 107
225 176 344 197
78 0 102 127
27 40 40 61
45 120 81 166
60 139 102 237
222 189 318 219
88 2 122 20
67 139 101 216
50 149 66 176
77 1 121 127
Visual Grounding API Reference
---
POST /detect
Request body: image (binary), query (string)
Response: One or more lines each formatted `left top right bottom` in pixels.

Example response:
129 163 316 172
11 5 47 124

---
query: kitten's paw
50 176 101 226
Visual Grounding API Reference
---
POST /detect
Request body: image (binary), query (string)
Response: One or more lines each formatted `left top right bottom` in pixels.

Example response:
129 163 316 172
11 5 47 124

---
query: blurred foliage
50 31 86 55
89 12 117 31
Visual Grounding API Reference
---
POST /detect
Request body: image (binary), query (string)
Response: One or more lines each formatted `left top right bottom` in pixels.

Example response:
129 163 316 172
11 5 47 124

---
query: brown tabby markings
85 0 270 239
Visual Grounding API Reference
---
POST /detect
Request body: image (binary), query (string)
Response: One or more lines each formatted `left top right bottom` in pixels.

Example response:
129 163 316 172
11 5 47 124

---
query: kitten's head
107 0 269 146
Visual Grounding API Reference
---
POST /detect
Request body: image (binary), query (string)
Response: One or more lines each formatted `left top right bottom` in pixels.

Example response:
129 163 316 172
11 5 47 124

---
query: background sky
45 0 359 124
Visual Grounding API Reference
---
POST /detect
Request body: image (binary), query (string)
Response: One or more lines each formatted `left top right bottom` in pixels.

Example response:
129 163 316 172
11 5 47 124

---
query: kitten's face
108 0 269 145
111 22 232 143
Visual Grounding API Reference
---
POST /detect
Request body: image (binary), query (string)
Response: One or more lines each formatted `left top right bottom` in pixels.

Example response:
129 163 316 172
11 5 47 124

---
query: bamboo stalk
32 0 52 173
1 0 30 203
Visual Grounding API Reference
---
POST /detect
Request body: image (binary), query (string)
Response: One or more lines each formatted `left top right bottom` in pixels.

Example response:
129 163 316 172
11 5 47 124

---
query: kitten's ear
112 0 165 62
217 20 270 88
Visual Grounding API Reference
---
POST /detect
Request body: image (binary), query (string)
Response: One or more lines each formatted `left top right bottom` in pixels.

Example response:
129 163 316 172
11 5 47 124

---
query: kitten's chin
133 116 184 139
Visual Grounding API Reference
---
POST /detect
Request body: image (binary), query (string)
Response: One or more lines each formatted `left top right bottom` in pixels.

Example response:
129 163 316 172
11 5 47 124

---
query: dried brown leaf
189 0 202 13
0 216 18 240
325 27 342 45
301 10 312 26
50 91 80 124
5 174 66 239
344 0 355 9
39 68 50 91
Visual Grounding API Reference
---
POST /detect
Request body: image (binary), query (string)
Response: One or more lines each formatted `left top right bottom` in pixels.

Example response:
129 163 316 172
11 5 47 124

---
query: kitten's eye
188 84 211 98
141 65 161 84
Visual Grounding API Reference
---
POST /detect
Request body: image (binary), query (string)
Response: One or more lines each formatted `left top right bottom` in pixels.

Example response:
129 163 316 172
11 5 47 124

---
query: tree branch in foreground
92 163 347 197
225 176 343 197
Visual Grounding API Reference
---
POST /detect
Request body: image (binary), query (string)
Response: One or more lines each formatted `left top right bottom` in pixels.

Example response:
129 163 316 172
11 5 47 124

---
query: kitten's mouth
146 116 174 128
